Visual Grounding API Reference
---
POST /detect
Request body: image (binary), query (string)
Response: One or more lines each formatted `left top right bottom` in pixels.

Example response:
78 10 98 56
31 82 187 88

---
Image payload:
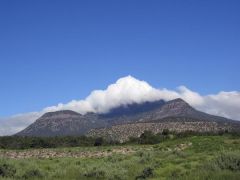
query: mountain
16 110 107 137
16 98 240 139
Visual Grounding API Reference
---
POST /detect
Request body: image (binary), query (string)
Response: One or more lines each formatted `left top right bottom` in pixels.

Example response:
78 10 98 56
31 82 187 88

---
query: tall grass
0 135 239 180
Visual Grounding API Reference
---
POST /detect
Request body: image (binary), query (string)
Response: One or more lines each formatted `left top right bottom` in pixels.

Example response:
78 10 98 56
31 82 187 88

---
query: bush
162 129 170 136
212 151 240 171
181 151 240 180
0 162 16 178
128 137 139 144
135 167 154 179
0 136 99 149
127 130 172 145
22 169 43 179
139 131 161 144
94 137 104 146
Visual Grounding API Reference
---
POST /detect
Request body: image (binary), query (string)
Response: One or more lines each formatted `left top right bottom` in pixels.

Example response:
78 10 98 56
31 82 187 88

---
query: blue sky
0 0 239 117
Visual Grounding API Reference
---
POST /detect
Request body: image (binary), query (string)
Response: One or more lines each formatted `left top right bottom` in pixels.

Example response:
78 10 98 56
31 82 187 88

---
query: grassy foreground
0 135 240 180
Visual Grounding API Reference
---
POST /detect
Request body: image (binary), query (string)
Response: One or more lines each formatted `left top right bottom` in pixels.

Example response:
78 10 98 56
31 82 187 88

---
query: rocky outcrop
0 147 135 159
87 121 232 142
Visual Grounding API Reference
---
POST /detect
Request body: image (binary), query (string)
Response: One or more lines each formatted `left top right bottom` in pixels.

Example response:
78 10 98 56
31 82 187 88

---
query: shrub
22 169 44 179
162 129 170 136
135 167 154 179
0 136 98 149
128 137 139 144
0 162 16 178
94 137 104 146
181 151 240 180
212 151 240 171
139 131 160 144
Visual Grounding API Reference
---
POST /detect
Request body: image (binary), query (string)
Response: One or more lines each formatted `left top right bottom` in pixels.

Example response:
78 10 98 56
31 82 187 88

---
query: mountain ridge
16 98 240 138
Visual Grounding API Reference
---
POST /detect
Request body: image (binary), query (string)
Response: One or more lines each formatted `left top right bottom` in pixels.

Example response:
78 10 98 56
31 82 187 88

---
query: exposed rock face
16 98 240 137
148 98 196 119
0 147 135 159
87 121 232 142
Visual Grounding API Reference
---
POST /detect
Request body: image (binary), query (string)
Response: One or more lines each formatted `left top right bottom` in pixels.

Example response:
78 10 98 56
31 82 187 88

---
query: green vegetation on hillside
1 130 237 150
0 135 240 180
0 136 120 150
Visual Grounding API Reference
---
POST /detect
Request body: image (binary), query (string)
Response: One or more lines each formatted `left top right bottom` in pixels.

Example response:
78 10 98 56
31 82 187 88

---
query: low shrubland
0 129 239 150
0 135 240 179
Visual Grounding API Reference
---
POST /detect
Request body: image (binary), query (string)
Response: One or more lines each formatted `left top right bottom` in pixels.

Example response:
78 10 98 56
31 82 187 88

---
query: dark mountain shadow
100 100 166 118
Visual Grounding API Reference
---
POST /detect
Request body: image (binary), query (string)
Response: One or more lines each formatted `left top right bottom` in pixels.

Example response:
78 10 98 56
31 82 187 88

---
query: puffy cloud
199 91 240 119
0 75 240 136
177 86 204 106
44 76 172 114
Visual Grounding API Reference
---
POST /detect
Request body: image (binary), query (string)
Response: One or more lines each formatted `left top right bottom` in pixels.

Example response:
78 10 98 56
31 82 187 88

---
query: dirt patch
0 147 136 159
162 142 192 152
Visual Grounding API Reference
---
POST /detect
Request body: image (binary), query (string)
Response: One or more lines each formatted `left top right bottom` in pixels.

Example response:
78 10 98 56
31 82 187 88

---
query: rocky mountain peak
16 98 239 137
151 98 194 119
41 110 81 118
35 110 82 124
166 98 191 107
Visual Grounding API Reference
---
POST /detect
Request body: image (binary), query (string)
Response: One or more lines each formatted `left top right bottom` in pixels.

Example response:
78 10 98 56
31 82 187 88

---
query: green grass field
1 135 240 180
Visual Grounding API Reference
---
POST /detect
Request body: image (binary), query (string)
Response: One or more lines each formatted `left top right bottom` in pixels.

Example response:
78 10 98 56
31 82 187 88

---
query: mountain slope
16 98 240 137
17 110 107 136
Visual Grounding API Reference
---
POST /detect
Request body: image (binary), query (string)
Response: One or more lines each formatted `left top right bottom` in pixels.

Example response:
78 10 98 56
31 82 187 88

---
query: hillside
87 121 232 142
16 98 240 138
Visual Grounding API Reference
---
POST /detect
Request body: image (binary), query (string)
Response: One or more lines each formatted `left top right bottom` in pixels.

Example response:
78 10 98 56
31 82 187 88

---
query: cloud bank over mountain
0 76 240 135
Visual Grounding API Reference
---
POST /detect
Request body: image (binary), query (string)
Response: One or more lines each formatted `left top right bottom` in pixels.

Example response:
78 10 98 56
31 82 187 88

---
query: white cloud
0 112 42 136
199 91 240 119
44 75 171 114
177 86 204 106
0 75 240 136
